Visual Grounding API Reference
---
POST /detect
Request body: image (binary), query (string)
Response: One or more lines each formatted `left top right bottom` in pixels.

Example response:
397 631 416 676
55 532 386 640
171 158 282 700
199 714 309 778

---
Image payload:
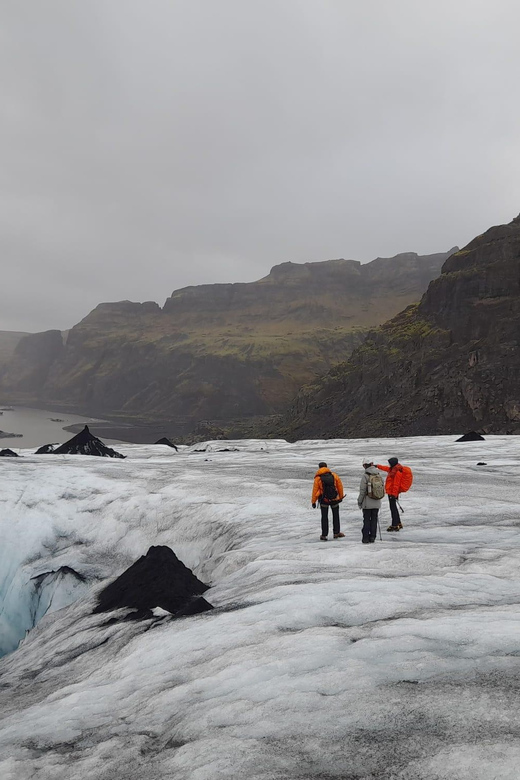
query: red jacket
312 468 344 505
376 464 403 496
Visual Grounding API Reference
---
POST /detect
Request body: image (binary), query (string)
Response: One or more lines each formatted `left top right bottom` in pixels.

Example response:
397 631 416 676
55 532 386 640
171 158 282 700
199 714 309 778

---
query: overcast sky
1 0 519 332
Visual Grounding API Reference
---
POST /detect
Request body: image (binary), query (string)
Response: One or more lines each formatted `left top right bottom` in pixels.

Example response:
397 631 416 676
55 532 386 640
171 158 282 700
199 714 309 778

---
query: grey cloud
1 0 519 331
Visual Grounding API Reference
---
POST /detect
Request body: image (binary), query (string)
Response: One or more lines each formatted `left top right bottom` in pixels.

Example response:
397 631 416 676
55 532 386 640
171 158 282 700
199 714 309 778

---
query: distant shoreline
63 421 182 444
0 398 174 444
0 399 274 444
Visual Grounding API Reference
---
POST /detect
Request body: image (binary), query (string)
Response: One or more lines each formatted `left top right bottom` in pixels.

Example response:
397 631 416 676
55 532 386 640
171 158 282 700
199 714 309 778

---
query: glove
358 504 362 510
312 503 316 509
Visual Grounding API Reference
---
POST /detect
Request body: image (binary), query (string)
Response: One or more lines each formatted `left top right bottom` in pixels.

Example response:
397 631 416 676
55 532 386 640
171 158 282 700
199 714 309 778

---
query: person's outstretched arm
376 464 390 472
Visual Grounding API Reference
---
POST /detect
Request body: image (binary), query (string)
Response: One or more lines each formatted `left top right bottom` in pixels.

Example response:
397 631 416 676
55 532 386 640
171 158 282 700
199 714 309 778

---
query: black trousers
362 508 379 541
320 503 340 536
388 496 401 526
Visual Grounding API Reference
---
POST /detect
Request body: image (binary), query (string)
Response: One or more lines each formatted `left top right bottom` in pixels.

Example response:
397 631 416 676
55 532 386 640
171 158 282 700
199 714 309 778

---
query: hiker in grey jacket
358 459 384 544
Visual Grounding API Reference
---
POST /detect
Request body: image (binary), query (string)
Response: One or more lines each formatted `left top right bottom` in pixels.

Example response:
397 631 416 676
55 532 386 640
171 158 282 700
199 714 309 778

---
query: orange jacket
312 468 344 505
376 464 403 496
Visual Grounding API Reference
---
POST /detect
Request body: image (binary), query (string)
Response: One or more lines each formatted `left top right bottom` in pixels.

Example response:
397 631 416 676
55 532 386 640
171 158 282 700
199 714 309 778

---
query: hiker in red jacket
376 457 404 532
311 462 345 541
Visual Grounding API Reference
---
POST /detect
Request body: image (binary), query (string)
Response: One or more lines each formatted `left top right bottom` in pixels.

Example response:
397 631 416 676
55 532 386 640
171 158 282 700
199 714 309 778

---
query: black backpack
320 472 338 502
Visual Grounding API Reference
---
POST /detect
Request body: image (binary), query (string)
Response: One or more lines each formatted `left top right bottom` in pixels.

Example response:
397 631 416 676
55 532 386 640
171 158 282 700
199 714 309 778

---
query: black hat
388 457 399 467
318 461 327 468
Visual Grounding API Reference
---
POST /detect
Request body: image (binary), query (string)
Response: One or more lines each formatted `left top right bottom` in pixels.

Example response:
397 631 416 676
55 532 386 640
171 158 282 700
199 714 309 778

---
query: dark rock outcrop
0 431 23 438
93 545 212 619
53 425 125 458
277 215 520 438
456 432 485 442
154 437 178 449
35 443 59 454
0 251 453 423
0 449 18 457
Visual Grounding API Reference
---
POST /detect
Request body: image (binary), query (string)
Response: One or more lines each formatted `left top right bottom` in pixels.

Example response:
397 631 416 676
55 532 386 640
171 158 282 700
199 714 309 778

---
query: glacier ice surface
0 435 520 779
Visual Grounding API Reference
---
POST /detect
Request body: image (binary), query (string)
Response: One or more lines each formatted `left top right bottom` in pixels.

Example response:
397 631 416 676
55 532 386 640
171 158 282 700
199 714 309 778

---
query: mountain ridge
276 216 520 438
0 249 455 424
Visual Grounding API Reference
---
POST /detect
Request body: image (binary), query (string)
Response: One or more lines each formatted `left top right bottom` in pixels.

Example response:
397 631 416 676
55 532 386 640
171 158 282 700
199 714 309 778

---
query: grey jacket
358 466 383 509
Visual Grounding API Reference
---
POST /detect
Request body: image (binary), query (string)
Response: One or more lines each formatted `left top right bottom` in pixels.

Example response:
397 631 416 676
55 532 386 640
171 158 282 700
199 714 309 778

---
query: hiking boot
362 539 370 544
369 538 376 543
387 525 398 532
396 522 403 530
333 532 345 539
320 535 328 541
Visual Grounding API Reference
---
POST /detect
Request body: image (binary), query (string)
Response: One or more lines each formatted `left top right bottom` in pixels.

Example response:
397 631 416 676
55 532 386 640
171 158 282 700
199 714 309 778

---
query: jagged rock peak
35 443 58 454
93 545 212 619
154 437 178 449
53 425 126 458
456 432 486 442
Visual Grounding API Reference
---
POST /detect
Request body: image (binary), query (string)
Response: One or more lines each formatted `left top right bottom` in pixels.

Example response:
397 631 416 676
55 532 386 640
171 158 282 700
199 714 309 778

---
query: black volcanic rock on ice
154 437 178 449
53 425 125 458
0 448 18 457
456 431 485 442
35 443 59 454
93 545 212 619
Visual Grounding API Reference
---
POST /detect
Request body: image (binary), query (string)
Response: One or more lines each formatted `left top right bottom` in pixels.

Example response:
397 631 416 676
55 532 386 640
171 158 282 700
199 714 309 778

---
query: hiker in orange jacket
376 457 404 532
311 462 345 541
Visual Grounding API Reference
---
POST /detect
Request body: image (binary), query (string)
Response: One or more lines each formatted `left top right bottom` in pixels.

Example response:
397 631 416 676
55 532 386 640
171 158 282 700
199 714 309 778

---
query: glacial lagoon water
0 406 121 450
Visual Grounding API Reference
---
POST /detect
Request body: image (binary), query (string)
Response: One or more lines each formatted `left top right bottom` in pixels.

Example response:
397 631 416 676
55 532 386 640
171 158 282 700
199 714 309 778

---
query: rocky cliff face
0 331 30 368
0 250 453 421
1 330 64 391
279 216 520 438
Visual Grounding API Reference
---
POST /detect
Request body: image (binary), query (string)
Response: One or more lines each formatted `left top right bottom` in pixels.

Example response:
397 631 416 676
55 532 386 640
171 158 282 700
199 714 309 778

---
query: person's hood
365 466 380 475
315 467 332 476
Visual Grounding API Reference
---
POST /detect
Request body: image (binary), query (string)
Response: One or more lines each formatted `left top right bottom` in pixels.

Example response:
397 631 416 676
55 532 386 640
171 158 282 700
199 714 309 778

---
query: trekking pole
378 517 382 541
397 500 404 513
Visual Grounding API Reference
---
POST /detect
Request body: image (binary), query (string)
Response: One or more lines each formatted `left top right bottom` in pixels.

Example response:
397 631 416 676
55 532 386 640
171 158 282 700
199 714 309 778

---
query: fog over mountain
2 0 520 332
